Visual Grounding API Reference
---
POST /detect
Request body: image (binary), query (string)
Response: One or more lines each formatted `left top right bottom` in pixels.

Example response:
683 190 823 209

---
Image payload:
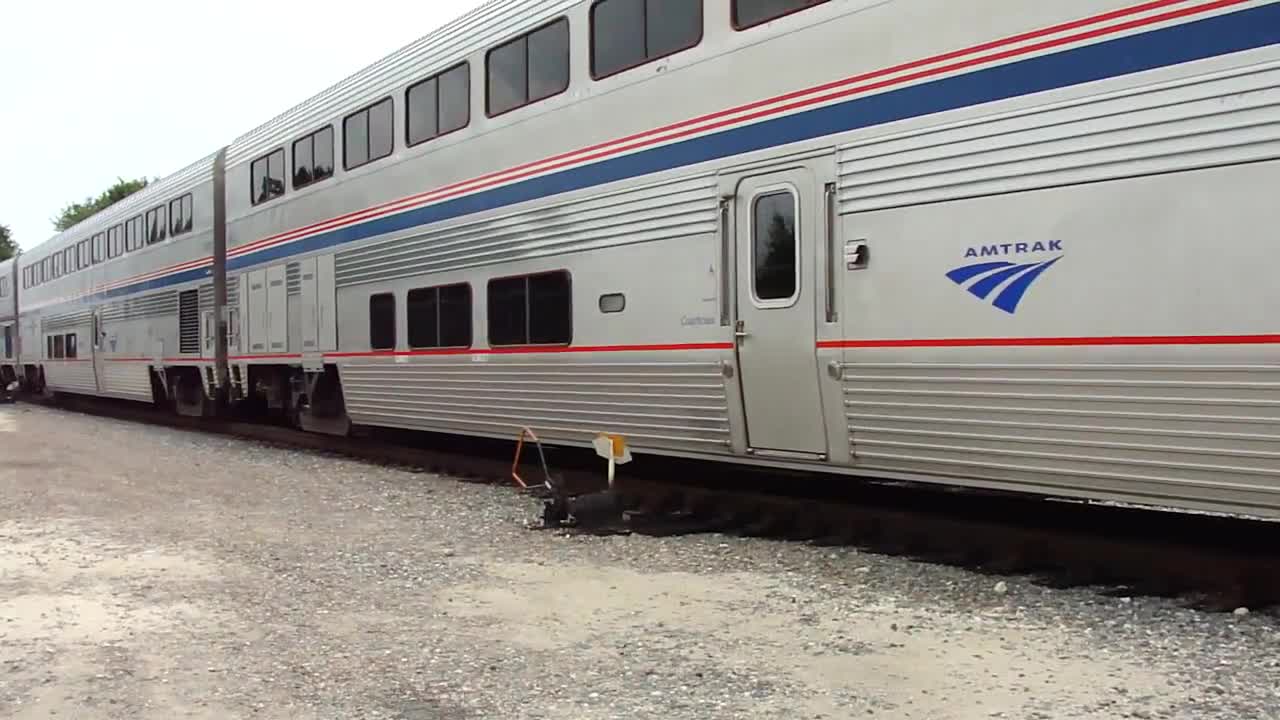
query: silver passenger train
5 0 1280 518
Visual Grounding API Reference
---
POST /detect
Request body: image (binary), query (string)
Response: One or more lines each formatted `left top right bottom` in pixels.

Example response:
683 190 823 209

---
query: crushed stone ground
1 403 1278 719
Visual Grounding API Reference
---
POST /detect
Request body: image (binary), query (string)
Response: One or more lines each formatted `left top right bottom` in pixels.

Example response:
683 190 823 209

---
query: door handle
734 320 750 341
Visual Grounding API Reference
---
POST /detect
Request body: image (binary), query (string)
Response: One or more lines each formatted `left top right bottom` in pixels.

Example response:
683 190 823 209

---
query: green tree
53 177 151 232
0 224 15 262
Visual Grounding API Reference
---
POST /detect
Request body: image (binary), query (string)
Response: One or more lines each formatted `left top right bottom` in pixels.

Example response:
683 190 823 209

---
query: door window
752 189 798 304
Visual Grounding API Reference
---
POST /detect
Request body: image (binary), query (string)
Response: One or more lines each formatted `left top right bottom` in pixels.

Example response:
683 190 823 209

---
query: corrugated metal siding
335 174 717 287
100 291 178 323
339 357 731 451
844 361 1280 502
227 0 575 166
838 61 1280 213
100 364 153 402
197 277 241 315
42 310 92 332
44 362 97 394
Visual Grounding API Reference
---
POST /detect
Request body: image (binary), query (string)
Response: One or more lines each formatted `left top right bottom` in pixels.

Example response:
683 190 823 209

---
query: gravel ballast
1 403 1277 719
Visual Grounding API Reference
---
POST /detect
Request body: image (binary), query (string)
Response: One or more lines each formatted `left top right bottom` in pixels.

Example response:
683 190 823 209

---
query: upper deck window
251 149 286 205
292 126 335 190
107 224 122 259
732 0 829 30
591 0 701 79
145 205 167 245
487 18 570 117
407 62 471 147
344 98 394 171
125 215 143 252
169 193 194 237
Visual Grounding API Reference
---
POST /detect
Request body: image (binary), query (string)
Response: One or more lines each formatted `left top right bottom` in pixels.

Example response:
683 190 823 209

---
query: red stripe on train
325 342 735 358
818 334 1280 349
233 0 1241 261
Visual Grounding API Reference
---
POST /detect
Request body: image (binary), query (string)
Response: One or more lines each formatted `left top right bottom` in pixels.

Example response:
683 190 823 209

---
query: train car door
729 163 828 458
266 265 287 354
90 310 105 393
246 270 268 355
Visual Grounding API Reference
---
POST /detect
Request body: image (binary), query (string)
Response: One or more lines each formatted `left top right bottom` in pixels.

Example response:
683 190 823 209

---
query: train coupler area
0 380 18 404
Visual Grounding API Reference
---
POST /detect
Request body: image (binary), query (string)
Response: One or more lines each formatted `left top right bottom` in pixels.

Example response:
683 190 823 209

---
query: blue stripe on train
93 2 1280 302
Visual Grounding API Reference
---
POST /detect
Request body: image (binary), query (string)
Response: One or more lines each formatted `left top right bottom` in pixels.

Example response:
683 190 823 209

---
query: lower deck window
488 271 572 346
65 333 77 359
369 293 397 350
408 283 472 349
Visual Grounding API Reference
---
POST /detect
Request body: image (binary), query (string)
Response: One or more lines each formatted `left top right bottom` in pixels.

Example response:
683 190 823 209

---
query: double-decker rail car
1 257 17 390
14 0 1280 519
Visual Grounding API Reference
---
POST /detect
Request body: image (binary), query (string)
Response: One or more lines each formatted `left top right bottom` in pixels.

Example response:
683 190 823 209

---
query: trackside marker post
593 433 631 490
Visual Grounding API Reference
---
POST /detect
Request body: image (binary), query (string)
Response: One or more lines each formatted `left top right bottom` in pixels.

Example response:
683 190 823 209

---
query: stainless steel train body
0 258 16 385
13 0 1280 519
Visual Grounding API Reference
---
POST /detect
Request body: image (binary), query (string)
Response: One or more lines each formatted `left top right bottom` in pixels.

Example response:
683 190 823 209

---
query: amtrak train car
0 257 16 389
14 0 1280 519
16 156 215 404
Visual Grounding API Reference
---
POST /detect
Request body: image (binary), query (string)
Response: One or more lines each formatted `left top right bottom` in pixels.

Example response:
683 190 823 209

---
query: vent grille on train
178 289 200 354
286 262 301 296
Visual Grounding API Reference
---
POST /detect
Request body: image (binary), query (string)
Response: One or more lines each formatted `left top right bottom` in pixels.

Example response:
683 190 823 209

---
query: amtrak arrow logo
946 257 1062 315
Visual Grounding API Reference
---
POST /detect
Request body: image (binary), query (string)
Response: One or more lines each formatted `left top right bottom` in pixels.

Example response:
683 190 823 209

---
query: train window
3 326 11 358
169 193 194 237
344 98 394 171
145 205 168 245
487 18 570 117
591 0 701 79
251 149 286 205
292 125 335 190
369 293 396 350
52 334 64 359
125 216 142 252
95 231 106 263
488 270 571 346
407 283 472 349
598 293 626 313
752 190 798 302
733 0 830 30
65 333 77 359
407 62 470 147
107 225 121 259
80 239 92 268
63 247 74 274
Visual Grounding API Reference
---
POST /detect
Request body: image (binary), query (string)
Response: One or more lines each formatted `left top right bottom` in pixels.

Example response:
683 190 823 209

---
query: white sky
0 0 487 250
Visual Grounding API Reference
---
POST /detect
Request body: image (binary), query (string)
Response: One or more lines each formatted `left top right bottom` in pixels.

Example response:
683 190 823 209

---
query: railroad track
16 393 1280 614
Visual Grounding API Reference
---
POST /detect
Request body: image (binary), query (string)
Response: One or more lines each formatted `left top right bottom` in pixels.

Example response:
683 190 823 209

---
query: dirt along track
4 401 1280 720
22 392 1280 613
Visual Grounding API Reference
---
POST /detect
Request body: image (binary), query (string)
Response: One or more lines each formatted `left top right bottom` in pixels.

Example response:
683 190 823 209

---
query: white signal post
593 433 632 489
